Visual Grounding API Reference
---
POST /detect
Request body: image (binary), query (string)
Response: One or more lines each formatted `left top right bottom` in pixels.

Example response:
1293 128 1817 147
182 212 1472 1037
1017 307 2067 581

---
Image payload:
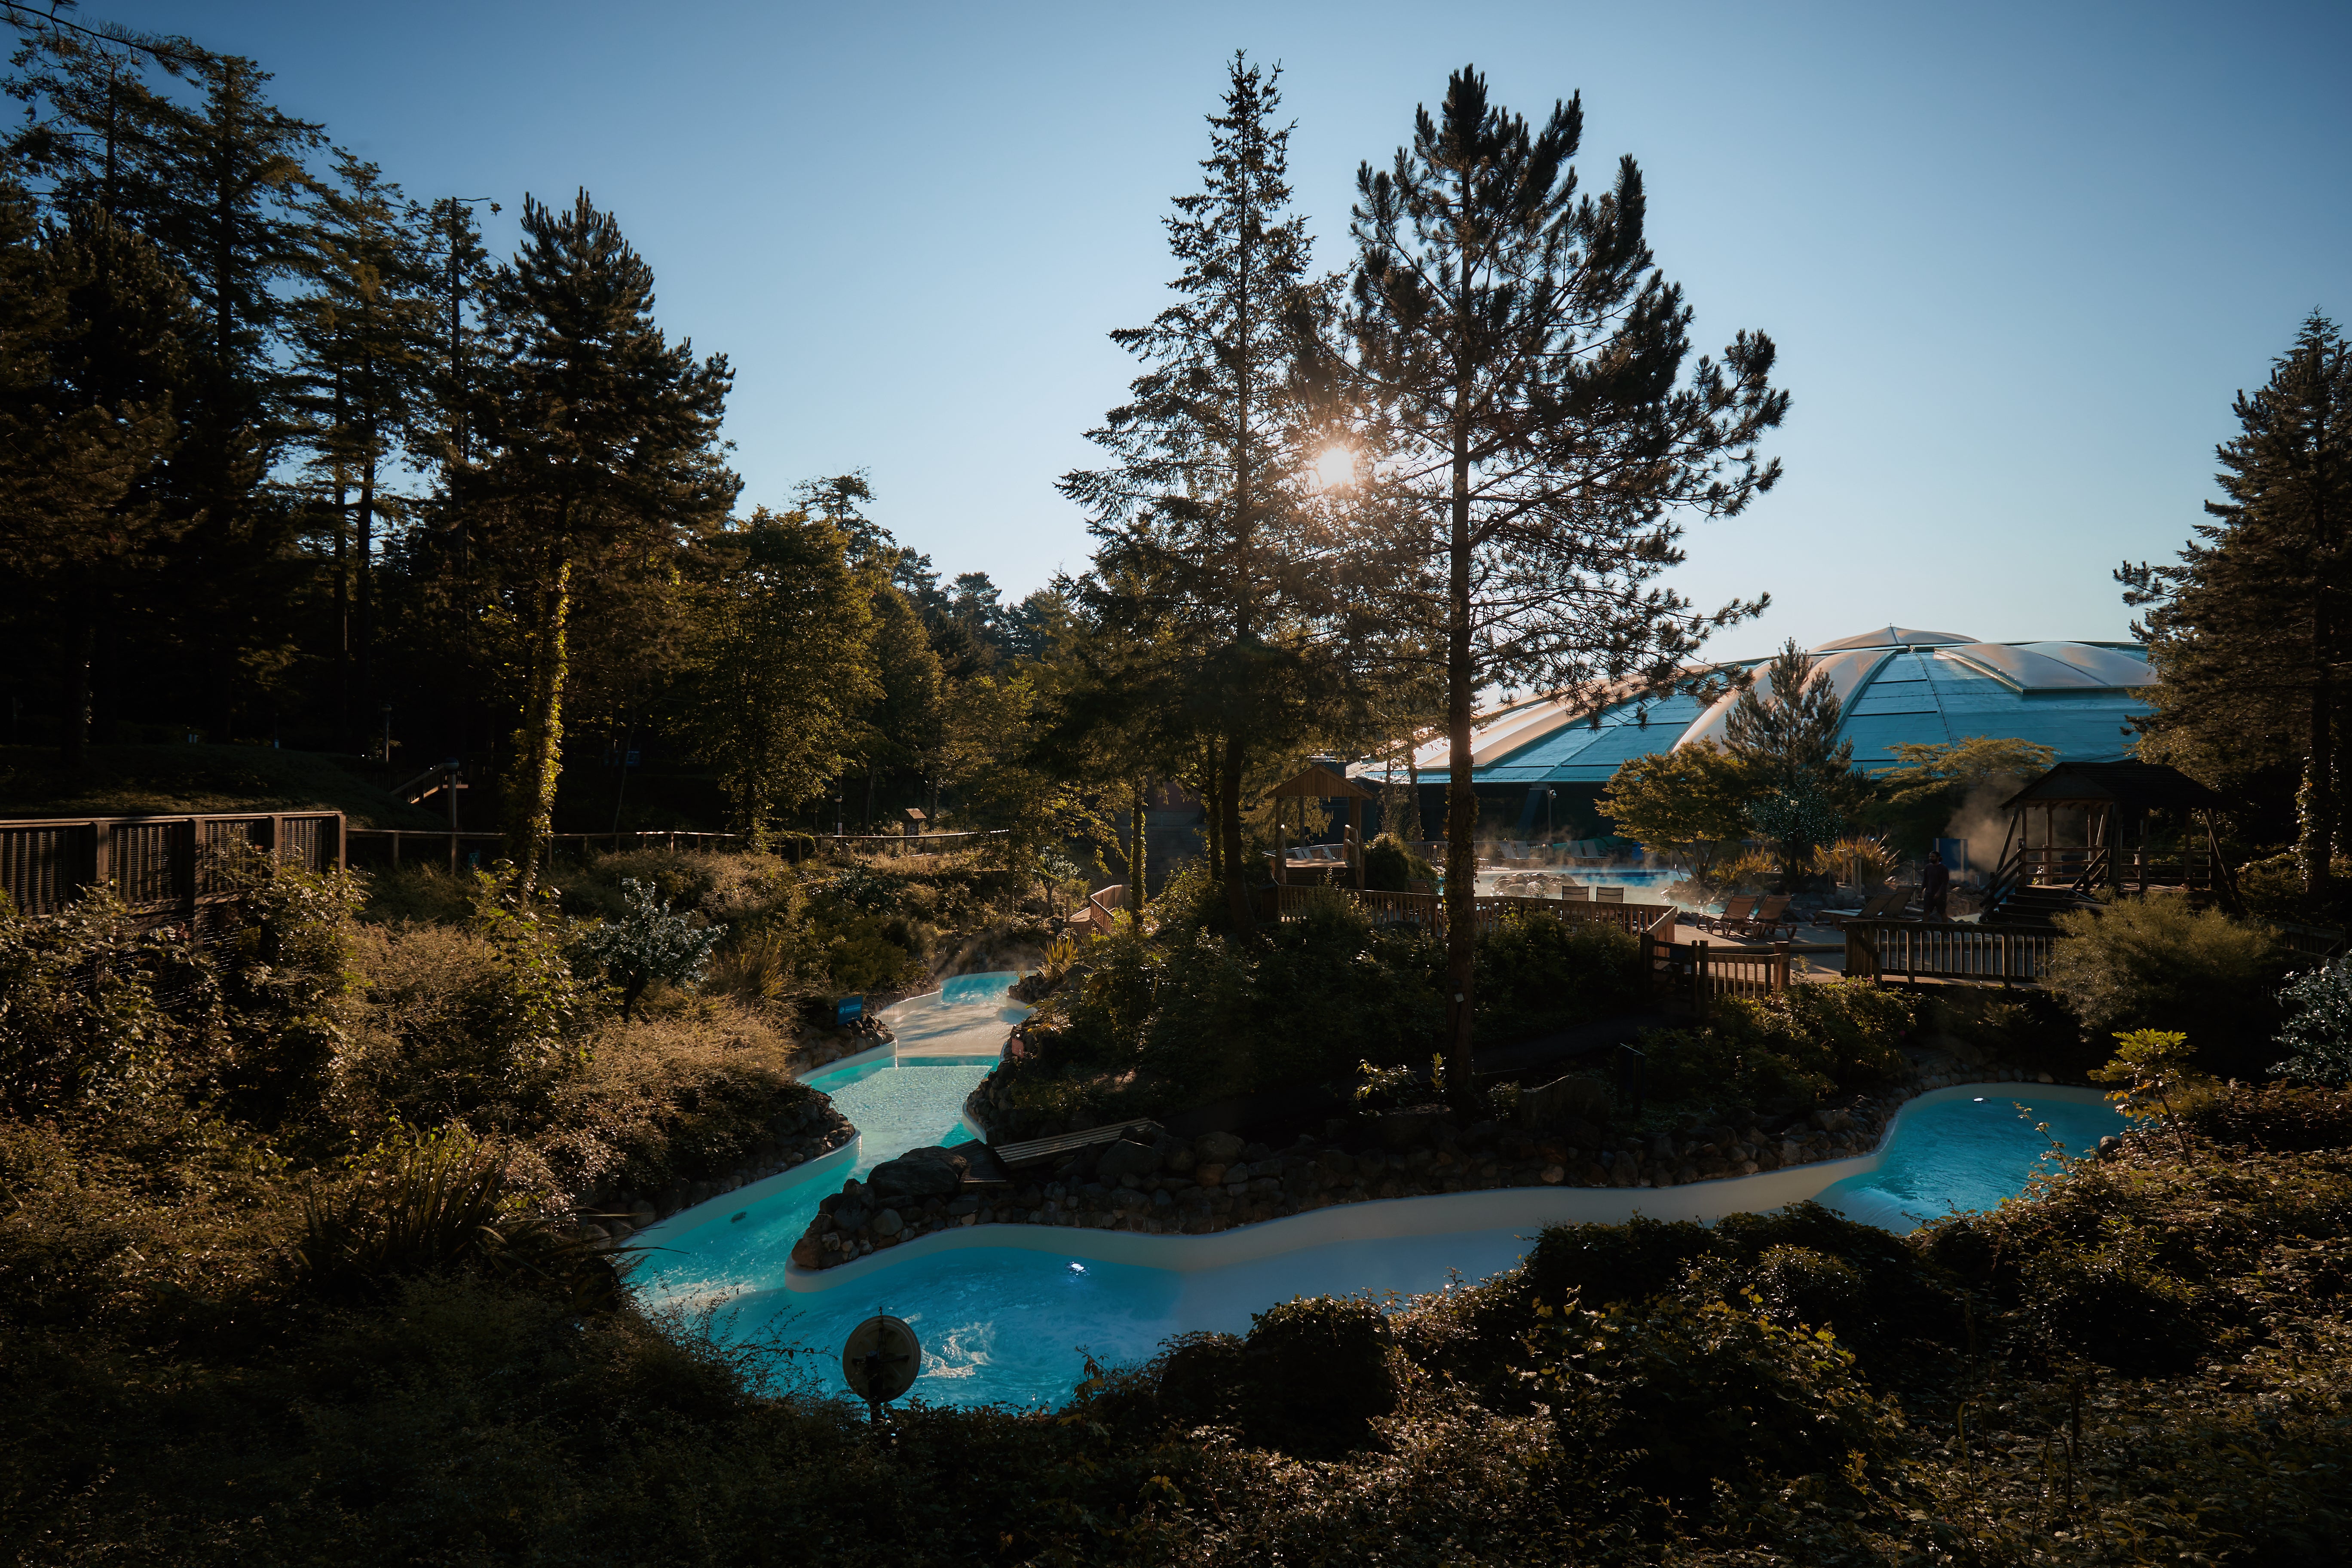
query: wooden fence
1643 934 1793 1008
1843 919 2056 985
0 811 345 927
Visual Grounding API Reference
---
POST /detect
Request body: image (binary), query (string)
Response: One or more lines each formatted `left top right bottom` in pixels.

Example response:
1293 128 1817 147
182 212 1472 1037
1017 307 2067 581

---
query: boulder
790 1233 825 1268
872 1208 905 1237
1195 1130 1246 1165
1522 1073 1611 1128
1378 1105 1448 1149
868 1146 969 1203
1096 1136 1163 1182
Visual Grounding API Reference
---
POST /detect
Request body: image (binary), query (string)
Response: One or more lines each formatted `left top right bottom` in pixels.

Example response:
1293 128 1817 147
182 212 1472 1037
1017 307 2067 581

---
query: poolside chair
1727 894 1791 939
1693 894 1756 934
1558 883 1590 901
1594 885 1626 904
1814 888 1896 928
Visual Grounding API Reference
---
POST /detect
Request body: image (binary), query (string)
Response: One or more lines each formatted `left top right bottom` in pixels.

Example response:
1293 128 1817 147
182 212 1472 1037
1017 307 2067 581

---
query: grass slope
0 744 447 827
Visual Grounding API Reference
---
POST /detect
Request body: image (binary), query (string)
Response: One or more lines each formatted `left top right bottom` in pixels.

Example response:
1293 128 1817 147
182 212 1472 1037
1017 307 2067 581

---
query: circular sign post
842 1314 921 1422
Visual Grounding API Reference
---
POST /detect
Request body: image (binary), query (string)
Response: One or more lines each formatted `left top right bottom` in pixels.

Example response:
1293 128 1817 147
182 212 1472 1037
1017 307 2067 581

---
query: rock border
788 1061 2071 1273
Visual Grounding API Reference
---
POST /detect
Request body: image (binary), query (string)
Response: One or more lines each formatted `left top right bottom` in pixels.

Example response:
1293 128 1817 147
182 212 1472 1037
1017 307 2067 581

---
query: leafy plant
299 1130 622 1310
2048 893 2286 1075
2091 1027 2207 1156
570 877 726 1020
2273 959 2352 1084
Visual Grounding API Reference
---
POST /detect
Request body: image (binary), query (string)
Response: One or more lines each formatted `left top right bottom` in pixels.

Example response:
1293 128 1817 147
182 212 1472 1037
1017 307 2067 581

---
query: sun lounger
1691 894 1755 934
1727 894 1792 939
1594 885 1625 904
1557 884 1590 900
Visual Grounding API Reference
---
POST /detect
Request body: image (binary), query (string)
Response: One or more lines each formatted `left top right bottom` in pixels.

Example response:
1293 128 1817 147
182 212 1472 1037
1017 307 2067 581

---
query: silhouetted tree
2122 313 2352 902
1349 66 1786 1096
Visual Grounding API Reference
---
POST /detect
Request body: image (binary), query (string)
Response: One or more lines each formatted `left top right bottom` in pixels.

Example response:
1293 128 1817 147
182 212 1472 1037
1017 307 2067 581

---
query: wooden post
1351 797 1365 891
390 830 401 867
1773 940 1790 994
1275 819 1286 886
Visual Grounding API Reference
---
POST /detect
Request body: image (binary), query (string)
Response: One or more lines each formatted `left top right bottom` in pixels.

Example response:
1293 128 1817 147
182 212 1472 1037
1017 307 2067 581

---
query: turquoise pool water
636 977 2119 1412
1814 1092 2126 1233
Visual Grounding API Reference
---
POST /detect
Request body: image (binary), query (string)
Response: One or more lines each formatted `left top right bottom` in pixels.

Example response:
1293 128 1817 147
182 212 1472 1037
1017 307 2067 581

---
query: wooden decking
991 1118 1167 1171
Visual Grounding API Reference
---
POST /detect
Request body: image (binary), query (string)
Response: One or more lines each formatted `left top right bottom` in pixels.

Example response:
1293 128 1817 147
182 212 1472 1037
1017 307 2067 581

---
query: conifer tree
0 167 188 763
462 190 735 880
1061 53 1342 928
289 151 435 745
2121 314 2352 901
1348 67 1786 1095
1724 639 1869 885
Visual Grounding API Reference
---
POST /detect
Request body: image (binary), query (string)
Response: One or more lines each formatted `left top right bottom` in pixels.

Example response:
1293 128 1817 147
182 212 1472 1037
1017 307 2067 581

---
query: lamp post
1545 787 1556 847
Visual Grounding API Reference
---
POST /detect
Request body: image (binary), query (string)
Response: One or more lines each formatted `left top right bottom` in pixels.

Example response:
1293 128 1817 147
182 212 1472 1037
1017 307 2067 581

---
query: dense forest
0 6 1065 850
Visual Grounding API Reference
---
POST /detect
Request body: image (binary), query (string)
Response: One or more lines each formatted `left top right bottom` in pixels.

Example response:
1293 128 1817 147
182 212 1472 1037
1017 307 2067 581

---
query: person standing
1921 849 1951 919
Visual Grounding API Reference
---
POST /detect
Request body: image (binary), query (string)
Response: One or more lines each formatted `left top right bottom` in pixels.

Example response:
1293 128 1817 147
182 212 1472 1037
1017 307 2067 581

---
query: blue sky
95 0 2352 658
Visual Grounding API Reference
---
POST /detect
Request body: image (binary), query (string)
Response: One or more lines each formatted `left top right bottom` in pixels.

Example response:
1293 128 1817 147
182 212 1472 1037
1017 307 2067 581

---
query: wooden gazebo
1267 763 1375 891
1986 760 2239 924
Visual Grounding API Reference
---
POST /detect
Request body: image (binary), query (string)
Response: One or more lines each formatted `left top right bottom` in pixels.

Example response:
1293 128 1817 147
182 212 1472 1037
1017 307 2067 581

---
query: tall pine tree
461 190 735 879
289 150 435 747
1349 67 1786 1096
1060 54 1342 928
2121 314 2352 902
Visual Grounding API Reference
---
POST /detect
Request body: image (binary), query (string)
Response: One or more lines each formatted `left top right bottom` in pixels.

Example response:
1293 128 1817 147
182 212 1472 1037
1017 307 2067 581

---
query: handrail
1843 918 2055 985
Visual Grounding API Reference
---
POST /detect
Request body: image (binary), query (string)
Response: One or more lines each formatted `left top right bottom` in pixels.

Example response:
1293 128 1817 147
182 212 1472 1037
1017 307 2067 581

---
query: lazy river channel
631 974 2124 1409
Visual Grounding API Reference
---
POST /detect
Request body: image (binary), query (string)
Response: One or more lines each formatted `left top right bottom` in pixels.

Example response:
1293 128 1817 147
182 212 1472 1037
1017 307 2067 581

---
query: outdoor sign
835 994 864 1028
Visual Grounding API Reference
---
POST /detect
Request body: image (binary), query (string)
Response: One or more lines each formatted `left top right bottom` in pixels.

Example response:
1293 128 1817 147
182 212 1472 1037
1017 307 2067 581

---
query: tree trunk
1203 738 1223 882
507 558 573 887
1444 426 1477 1106
357 438 377 744
2303 674 2336 899
1130 778 1148 910
1222 734 1252 928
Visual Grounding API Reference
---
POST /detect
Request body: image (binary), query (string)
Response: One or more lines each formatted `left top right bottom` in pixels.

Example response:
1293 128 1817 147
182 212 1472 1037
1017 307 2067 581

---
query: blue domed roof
1362 628 2154 786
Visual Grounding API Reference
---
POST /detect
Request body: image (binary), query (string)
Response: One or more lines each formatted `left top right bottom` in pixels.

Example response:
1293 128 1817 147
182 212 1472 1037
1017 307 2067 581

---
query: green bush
1534 1291 1904 1501
569 877 726 1020
1475 907 1642 1041
2048 893 2287 1076
298 1132 620 1311
1361 831 1437 892
2274 958 2352 1084
0 885 190 1117
1718 976 1914 1090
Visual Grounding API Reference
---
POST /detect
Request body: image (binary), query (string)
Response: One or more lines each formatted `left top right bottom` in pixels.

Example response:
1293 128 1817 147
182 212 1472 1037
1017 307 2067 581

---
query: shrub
1717 977 1913 1091
1361 832 1436 892
210 847 361 1129
1475 909 1642 1041
297 1132 621 1311
2048 893 2286 1076
2274 958 2352 1084
0 885 189 1116
570 877 726 1020
1534 1291 1904 1500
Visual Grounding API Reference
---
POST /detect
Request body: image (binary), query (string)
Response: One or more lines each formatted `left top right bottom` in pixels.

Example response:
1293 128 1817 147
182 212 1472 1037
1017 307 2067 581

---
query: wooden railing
1277 884 1664 939
1643 935 1792 1007
345 826 760 873
1844 918 2056 984
0 811 345 924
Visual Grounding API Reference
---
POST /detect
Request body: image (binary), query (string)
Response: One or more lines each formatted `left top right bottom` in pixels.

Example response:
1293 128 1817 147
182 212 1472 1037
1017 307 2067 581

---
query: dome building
1354 626 2155 842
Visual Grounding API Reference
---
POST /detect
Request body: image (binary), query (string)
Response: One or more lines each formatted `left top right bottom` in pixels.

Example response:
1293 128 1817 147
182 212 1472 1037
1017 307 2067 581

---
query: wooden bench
991 1118 1167 1172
